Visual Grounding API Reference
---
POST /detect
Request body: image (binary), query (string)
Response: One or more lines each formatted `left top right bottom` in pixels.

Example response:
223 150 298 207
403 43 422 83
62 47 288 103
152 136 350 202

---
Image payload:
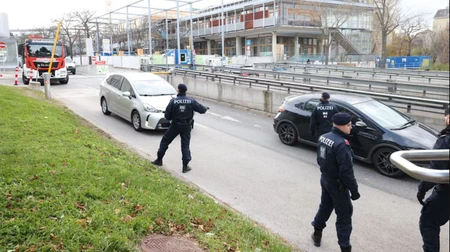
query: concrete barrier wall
171 75 290 114
73 56 140 69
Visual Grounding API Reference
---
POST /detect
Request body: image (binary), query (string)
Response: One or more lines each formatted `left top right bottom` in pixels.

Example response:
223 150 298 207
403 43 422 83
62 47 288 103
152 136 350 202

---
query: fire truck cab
19 36 69 84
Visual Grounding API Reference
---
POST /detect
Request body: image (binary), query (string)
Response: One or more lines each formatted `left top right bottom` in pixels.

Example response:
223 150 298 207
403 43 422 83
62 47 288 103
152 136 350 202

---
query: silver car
99 72 177 131
65 57 76 75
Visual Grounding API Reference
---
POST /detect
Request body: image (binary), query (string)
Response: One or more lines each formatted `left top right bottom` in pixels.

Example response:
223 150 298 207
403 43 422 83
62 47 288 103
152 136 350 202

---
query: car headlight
143 103 163 113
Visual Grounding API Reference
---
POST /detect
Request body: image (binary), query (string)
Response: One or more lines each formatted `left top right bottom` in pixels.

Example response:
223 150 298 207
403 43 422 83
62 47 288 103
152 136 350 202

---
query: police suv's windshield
27 44 63 58
133 80 177 96
353 100 410 129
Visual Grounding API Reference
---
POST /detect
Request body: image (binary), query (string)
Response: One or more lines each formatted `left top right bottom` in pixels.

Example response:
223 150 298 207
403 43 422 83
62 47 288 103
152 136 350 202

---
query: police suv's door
105 75 123 113
115 77 134 119
337 105 379 159
301 99 320 143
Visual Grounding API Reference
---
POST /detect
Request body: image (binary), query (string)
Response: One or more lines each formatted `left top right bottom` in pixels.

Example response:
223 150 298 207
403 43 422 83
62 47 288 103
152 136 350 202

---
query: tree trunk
407 40 412 56
324 43 330 65
381 30 387 69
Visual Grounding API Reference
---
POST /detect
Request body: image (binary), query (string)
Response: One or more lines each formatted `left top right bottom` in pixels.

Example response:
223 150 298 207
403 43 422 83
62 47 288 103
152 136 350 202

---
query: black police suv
273 93 439 178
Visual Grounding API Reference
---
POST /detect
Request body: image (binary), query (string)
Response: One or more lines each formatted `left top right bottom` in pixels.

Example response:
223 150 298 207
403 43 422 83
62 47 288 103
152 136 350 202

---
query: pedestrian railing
390 150 449 183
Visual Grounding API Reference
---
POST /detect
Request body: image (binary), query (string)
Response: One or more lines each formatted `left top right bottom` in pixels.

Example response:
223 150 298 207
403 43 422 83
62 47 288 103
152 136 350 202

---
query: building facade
171 0 374 61
433 6 449 32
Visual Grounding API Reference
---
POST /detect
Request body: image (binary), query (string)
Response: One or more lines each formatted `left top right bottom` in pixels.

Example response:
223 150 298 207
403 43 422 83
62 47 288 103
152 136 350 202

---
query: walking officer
152 83 209 173
311 112 360 252
417 108 449 252
310 92 339 137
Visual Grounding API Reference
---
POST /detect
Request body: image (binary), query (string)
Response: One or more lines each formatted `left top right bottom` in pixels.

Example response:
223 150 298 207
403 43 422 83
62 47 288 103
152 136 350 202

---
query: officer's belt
173 119 192 123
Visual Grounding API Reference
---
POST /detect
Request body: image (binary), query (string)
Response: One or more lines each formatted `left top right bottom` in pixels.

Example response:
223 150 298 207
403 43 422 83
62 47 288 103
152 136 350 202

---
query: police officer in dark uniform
417 108 449 252
311 112 360 252
151 83 209 173
310 92 339 137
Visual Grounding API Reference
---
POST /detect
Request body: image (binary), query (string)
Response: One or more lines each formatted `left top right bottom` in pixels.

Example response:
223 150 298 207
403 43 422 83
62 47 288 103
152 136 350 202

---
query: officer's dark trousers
316 125 333 137
312 175 353 248
420 188 449 252
157 122 192 164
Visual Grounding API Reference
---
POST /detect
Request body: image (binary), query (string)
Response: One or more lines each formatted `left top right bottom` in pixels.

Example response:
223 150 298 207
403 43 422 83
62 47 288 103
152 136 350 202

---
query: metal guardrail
143 64 449 96
216 66 449 95
390 150 449 183
254 62 450 79
153 67 449 114
142 64 449 112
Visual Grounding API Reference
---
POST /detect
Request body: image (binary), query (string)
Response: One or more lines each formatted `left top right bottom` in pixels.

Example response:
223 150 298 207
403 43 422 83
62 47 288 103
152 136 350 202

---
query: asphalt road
3 72 448 252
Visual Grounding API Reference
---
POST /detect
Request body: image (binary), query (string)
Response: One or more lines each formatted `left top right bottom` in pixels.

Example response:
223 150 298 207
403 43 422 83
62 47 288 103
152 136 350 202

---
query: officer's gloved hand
351 192 360 201
417 190 426 205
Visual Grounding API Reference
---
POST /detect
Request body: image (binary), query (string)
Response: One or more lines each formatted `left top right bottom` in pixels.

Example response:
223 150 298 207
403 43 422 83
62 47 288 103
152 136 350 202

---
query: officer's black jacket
310 100 339 133
317 127 359 195
164 93 207 122
418 125 450 194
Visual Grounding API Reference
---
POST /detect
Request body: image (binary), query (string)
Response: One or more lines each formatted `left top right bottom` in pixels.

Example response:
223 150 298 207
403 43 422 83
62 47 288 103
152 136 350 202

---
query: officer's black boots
182 165 192 173
151 159 163 166
340 245 352 252
311 229 322 247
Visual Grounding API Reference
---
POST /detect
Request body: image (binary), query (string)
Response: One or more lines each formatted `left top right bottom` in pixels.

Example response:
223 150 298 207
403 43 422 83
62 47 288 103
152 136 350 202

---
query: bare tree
373 0 403 68
436 29 449 64
74 10 96 63
53 13 79 59
400 14 428 56
33 26 58 38
74 10 96 38
303 1 356 65
386 32 407 56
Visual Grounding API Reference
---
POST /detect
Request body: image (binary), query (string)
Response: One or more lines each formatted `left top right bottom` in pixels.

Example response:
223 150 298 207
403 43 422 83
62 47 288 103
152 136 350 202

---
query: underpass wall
171 75 288 114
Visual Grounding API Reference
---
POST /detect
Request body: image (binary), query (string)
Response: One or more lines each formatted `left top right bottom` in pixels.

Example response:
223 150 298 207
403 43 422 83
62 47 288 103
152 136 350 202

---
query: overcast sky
1 0 448 30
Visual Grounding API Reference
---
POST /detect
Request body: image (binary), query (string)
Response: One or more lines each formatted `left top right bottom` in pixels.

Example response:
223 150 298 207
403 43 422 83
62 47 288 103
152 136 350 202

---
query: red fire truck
19 36 69 84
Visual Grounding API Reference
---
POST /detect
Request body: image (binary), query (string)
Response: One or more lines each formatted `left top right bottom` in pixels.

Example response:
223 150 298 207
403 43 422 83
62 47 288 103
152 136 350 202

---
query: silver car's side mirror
355 121 367 128
122 91 131 97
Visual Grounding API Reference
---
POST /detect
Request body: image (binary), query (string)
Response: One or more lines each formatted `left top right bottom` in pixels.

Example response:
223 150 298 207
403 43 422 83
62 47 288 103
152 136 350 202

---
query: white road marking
194 123 209 129
208 112 240 123
208 112 223 117
222 116 240 123
254 124 262 128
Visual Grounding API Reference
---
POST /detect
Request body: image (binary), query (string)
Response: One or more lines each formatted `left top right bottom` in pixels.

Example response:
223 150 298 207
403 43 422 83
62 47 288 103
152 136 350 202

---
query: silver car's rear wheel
132 110 142 132
101 98 111 115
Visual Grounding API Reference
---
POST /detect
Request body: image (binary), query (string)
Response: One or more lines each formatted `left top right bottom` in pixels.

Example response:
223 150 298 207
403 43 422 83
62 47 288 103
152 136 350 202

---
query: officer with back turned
310 92 339 137
417 108 449 252
310 112 360 252
152 83 209 173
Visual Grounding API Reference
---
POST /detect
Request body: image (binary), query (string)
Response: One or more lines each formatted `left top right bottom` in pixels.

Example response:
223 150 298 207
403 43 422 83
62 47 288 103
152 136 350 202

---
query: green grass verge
0 86 295 251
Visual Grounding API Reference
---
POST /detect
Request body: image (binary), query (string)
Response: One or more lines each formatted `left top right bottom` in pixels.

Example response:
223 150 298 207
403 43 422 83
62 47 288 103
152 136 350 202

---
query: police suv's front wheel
132 110 143 132
101 98 111 115
373 147 405 178
277 122 298 146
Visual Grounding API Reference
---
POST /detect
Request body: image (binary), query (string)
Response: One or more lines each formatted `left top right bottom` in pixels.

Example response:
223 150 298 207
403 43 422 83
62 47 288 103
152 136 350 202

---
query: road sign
96 65 109 74
246 45 250 51
0 43 6 49
246 40 251 46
